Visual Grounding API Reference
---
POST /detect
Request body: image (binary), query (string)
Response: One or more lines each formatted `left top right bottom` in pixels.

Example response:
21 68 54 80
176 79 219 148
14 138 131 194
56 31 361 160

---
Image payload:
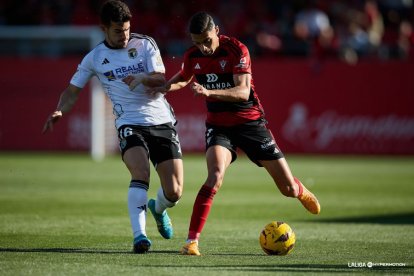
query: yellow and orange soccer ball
259 221 296 255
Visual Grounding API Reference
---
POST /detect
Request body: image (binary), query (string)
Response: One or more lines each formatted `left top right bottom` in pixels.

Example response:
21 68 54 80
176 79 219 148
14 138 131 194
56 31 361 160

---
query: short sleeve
70 53 94 88
145 38 165 74
233 42 252 75
179 51 193 81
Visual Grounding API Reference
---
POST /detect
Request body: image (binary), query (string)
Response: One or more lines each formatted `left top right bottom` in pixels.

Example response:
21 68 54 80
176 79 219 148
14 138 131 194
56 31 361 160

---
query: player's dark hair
100 0 132 26
189 12 216 34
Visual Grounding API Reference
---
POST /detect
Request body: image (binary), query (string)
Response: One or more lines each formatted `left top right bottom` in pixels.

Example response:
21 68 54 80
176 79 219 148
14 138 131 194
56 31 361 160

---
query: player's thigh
123 146 151 181
261 158 293 184
156 158 183 200
261 158 296 194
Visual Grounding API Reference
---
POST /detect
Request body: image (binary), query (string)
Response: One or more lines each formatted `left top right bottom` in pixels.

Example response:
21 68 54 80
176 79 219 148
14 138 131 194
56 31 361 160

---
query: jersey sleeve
70 52 95 89
233 42 252 75
179 50 193 81
144 38 165 74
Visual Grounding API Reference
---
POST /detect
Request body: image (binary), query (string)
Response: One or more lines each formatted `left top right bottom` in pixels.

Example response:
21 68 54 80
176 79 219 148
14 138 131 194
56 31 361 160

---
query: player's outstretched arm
42 84 81 133
123 72 166 90
144 71 193 95
167 71 193 92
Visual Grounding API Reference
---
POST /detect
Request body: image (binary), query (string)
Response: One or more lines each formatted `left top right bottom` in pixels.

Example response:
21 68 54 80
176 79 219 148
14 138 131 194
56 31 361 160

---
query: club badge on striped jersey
220 60 227 71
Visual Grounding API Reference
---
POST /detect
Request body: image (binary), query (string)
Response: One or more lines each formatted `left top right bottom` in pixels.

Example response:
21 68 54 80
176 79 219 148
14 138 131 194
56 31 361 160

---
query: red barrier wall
0 58 90 151
250 59 414 154
1 57 413 154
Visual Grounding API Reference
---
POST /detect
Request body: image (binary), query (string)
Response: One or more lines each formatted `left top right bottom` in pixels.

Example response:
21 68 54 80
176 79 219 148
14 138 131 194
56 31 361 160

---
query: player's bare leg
156 158 183 203
261 158 321 214
181 145 232 255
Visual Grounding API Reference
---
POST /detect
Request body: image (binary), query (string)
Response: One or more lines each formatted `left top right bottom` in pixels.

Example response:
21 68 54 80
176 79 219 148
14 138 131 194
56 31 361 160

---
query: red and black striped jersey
180 35 265 126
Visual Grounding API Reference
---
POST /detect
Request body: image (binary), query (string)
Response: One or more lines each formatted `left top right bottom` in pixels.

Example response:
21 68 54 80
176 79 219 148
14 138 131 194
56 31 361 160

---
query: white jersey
70 33 175 129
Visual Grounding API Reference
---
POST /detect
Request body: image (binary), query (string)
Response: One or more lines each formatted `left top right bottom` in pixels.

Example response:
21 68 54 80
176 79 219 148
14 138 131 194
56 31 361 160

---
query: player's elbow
239 94 250 102
237 88 250 102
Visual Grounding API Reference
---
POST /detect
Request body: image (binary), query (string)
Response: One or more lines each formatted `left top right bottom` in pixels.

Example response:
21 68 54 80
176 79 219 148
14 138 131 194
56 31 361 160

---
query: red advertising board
1 57 413 155
250 59 414 154
0 58 90 151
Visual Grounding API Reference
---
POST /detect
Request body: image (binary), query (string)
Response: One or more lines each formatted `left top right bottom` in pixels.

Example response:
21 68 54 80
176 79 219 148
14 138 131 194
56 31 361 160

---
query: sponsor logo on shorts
260 138 276 150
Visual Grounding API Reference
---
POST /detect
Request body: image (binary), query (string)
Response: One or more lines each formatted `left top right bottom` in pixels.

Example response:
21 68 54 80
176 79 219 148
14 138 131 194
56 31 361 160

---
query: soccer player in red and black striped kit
164 12 320 255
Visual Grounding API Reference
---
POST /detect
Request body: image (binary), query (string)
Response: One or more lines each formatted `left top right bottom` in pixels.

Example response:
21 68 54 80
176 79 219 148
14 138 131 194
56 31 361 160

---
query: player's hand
42 111 63 133
122 73 146 90
191 82 209 97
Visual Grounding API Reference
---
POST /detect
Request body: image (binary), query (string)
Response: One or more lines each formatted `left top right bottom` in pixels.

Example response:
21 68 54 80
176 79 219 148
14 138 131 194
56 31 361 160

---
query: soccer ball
259 221 296 255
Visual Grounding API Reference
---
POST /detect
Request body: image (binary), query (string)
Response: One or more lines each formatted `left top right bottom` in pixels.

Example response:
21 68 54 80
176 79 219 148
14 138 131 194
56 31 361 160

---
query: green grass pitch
0 153 413 275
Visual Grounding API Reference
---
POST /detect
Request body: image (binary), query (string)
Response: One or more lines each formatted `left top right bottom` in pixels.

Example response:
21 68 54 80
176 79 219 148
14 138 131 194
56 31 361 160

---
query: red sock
294 177 303 197
188 185 217 240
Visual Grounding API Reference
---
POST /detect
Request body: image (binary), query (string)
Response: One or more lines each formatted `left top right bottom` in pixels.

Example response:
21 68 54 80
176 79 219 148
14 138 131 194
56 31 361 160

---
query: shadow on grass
213 264 411 273
78 263 410 273
1 248 412 272
0 248 269 256
0 248 177 254
318 212 414 225
185 264 413 273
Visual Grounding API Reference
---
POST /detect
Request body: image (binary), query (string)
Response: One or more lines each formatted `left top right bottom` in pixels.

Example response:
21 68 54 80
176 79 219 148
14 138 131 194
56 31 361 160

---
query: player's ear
215 25 219 35
100 24 107 33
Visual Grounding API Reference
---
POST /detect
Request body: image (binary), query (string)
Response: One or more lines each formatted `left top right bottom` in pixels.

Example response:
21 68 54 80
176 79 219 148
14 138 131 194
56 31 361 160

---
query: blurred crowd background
0 0 413 63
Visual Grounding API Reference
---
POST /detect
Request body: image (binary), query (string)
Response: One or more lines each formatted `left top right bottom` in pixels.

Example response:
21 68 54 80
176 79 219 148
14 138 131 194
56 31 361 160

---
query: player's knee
164 186 182 203
165 192 181 203
206 170 225 190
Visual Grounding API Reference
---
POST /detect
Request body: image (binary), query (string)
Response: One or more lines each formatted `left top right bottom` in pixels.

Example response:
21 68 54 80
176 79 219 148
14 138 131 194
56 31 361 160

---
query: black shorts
118 123 182 166
205 120 284 167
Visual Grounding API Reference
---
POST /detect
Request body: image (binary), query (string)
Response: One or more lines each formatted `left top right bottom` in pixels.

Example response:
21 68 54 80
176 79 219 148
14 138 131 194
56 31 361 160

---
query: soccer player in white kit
43 0 183 254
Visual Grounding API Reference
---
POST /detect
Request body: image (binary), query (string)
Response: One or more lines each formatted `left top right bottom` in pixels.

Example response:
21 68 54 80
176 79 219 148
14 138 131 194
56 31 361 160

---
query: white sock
155 187 177 214
128 180 149 239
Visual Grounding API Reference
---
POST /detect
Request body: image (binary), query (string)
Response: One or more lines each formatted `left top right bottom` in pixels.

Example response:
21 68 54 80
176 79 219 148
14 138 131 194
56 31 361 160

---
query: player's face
103 21 130 49
191 26 219 56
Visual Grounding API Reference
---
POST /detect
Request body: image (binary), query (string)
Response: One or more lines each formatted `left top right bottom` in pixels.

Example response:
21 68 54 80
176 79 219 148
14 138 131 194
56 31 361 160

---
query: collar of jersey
104 40 130 50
